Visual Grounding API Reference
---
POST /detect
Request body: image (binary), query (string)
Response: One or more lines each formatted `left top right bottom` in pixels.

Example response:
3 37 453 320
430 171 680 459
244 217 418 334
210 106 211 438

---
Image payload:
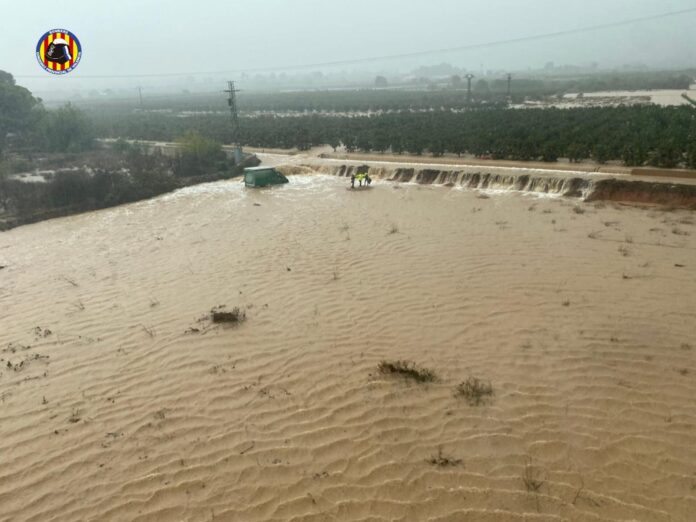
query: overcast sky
5 0 696 92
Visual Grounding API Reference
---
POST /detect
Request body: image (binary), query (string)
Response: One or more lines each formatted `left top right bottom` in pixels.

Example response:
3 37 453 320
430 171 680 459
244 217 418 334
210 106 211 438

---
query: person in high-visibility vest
350 172 372 188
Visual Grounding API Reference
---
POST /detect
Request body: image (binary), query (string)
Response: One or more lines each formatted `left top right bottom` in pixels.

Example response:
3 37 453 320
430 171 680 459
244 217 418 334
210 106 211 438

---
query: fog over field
7 0 696 94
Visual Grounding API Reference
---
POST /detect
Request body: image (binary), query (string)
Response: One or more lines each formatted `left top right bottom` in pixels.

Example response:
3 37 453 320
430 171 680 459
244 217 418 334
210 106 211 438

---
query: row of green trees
92 105 696 168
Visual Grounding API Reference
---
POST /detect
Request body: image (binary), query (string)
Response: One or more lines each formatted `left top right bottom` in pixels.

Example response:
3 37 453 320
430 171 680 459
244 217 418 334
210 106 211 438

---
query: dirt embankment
587 179 696 207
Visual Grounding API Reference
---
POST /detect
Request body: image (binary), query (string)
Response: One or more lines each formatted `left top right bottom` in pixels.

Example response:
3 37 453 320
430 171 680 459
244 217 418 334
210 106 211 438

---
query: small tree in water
173 131 228 177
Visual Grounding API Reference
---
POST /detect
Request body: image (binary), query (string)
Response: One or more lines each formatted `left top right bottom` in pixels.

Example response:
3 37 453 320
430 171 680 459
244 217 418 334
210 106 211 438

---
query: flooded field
1 173 696 521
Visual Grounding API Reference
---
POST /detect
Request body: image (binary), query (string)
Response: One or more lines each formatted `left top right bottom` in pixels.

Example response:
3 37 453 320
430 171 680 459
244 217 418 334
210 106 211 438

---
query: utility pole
224 80 243 163
137 86 143 110
506 73 512 98
465 74 475 104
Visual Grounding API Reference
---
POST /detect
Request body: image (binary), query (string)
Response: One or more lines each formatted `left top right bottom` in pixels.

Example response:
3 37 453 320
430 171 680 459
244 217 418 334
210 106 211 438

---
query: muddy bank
587 178 696 207
0 155 261 232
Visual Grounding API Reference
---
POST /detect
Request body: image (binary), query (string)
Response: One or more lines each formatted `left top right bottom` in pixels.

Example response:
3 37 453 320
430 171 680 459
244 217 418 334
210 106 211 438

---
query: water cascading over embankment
305 164 696 208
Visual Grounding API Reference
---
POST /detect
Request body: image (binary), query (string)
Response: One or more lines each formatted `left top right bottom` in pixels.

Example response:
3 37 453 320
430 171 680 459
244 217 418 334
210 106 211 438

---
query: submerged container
243 167 289 188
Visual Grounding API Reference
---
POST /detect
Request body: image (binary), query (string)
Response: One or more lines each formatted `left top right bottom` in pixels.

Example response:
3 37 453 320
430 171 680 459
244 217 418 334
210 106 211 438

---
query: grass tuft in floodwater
211 306 246 324
378 360 437 383
427 447 462 467
455 377 494 406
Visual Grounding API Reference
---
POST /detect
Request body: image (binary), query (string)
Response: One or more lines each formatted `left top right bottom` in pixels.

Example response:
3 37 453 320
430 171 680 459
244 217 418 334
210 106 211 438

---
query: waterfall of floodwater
294 164 696 208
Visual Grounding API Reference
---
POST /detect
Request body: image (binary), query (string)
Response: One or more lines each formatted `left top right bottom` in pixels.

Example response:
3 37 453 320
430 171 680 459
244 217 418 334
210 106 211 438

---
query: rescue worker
350 173 356 189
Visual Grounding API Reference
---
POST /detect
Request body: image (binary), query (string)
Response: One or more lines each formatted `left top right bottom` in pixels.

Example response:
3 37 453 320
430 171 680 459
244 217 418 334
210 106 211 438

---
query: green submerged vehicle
243 167 289 188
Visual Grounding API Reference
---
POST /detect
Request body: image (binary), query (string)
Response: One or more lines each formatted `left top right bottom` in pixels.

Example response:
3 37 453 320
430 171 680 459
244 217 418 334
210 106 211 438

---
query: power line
16 7 696 79
270 7 696 71
224 80 241 138
465 74 475 104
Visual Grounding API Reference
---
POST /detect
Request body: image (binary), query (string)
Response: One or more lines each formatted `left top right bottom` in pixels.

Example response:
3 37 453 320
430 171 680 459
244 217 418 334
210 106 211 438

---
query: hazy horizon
5 0 696 95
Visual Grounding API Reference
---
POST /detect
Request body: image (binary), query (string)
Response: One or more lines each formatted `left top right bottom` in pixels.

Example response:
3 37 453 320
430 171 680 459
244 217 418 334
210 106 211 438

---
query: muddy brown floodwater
1 170 695 521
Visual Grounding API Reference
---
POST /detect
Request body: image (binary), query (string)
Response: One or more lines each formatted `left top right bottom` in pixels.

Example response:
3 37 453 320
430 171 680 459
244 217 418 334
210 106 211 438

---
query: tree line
4 68 696 175
0 71 94 158
93 105 696 169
